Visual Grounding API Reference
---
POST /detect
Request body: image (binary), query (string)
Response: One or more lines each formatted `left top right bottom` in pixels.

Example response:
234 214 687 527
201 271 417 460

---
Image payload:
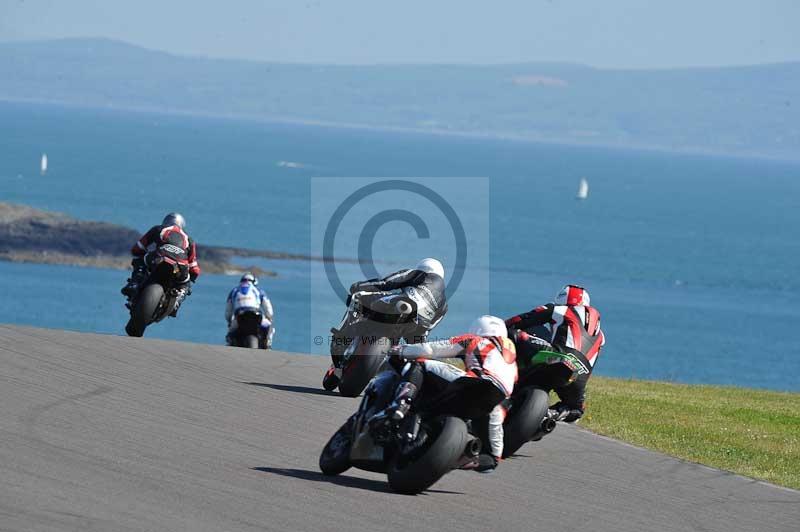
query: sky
0 0 798 68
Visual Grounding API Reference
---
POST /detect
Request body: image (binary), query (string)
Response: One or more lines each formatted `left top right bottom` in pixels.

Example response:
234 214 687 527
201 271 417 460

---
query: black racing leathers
507 303 605 422
513 332 589 422
350 268 448 340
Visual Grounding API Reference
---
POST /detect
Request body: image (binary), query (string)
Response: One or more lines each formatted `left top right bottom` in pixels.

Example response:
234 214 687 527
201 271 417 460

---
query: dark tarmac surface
1 325 797 531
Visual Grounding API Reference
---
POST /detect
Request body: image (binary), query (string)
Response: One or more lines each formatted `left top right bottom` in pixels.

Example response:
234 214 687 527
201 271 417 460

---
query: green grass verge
578 377 800 490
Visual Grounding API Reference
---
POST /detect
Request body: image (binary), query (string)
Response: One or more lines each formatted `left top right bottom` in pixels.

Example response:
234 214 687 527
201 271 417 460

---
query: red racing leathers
396 334 518 459
132 224 201 282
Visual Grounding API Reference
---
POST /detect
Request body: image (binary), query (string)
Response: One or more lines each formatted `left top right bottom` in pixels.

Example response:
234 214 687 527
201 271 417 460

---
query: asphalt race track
1 325 797 531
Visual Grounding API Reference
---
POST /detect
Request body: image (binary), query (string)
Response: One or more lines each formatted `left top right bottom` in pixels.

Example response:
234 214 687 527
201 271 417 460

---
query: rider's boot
121 282 137 298
475 454 499 474
169 285 190 317
121 272 143 298
262 325 274 350
386 381 418 422
121 260 147 298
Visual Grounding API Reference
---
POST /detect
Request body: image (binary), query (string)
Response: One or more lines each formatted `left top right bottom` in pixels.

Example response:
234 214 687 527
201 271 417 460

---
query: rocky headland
0 202 321 276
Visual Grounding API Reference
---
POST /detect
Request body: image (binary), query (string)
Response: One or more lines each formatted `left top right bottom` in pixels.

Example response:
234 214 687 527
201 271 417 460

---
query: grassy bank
579 377 800 490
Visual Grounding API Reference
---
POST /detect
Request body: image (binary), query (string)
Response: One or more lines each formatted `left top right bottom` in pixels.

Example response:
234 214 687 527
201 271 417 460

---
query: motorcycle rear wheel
239 334 259 349
338 338 387 398
127 283 164 337
502 386 550 458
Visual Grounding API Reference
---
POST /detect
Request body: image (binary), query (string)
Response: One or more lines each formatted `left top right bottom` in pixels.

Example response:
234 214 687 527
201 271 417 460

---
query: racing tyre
387 416 468 494
128 284 164 337
125 319 143 338
319 418 353 476
502 386 550 458
338 338 387 398
240 335 259 349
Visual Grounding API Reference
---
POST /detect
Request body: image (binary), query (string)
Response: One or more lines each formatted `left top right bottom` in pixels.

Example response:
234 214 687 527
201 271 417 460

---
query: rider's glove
347 290 367 307
387 346 406 372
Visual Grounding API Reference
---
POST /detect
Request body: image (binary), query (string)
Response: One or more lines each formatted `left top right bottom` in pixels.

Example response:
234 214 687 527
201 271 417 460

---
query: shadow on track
241 382 339 397
251 467 462 495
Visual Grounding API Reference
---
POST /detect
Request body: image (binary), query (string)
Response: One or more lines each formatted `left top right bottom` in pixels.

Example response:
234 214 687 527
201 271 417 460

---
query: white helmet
555 285 591 307
240 272 258 285
469 315 508 338
415 258 444 279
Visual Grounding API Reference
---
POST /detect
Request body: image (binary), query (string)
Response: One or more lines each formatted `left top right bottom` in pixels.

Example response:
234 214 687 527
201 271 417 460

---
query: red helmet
555 285 590 307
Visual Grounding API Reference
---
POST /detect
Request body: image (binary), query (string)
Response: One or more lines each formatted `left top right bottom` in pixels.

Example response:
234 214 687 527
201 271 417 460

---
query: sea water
1 101 798 391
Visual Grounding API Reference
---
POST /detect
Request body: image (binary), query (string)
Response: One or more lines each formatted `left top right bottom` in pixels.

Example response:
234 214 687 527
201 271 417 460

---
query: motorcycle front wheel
387 416 469 495
319 418 353 476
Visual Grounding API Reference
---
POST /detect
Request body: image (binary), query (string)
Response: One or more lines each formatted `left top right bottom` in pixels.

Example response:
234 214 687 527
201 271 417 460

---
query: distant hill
2 38 799 159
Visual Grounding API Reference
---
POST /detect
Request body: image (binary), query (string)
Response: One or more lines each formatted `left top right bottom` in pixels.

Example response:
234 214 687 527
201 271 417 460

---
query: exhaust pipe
530 416 558 442
456 437 483 470
464 437 481 458
540 417 557 434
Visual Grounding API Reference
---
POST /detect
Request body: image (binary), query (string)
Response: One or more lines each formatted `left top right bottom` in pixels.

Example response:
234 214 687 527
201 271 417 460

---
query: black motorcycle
328 293 417 397
124 245 190 337
501 349 586 457
229 310 273 349
320 344 482 494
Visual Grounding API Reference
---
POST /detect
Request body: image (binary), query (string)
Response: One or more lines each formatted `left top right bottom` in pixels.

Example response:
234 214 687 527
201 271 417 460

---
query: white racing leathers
400 334 518 458
225 282 274 341
349 268 448 334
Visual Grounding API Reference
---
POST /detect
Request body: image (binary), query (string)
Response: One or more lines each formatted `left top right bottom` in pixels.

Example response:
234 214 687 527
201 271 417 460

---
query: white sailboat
576 177 588 200
40 153 48 175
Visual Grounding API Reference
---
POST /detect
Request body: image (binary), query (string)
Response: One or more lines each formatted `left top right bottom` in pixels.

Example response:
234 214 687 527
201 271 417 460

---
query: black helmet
162 212 186 229
240 272 258 285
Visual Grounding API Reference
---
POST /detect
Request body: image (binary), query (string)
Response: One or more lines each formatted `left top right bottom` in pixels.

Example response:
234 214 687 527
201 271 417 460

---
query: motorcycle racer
225 272 274 348
121 212 200 316
323 257 448 390
380 315 517 473
506 285 605 423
